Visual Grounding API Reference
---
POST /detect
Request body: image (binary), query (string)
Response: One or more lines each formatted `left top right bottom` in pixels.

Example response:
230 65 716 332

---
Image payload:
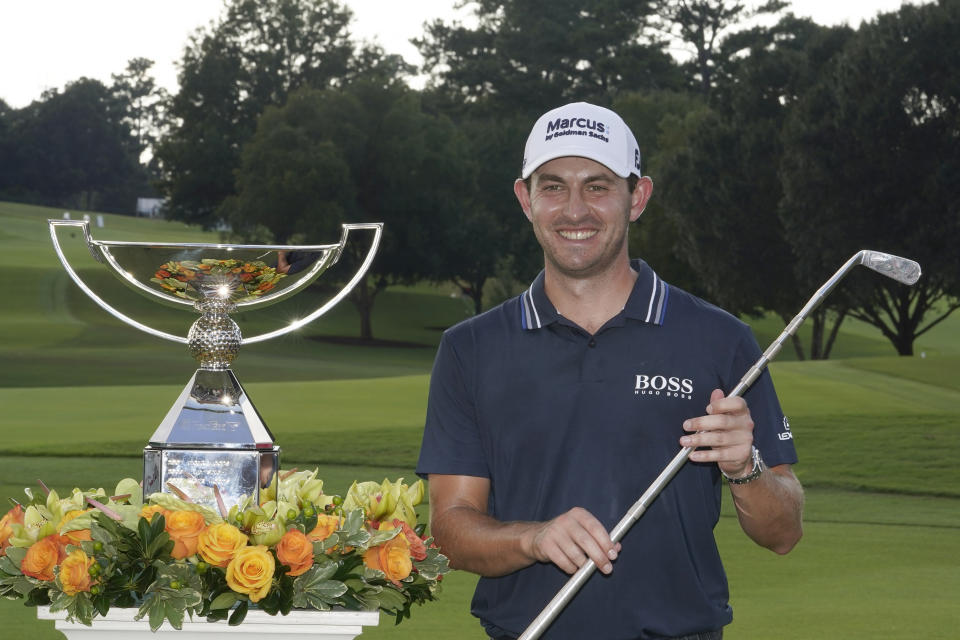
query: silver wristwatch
722 446 764 485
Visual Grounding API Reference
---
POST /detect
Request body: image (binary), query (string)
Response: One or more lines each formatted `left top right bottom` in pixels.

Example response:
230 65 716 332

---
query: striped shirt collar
520 259 669 330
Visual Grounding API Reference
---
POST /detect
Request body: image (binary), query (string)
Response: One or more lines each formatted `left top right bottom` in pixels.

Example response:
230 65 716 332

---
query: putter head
860 250 921 285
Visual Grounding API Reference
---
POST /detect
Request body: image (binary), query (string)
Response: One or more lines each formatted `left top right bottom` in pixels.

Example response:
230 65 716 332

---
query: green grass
2 200 960 638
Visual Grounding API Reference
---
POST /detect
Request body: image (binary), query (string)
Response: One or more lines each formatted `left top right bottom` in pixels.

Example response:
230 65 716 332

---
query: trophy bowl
49 219 383 512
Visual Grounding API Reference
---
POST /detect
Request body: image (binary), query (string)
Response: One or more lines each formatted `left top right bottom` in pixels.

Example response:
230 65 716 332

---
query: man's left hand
680 388 754 478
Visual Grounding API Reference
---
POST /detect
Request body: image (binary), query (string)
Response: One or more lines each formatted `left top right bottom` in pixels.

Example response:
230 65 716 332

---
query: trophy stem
188 297 242 370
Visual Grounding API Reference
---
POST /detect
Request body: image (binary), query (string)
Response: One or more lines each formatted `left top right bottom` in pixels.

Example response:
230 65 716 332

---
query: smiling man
417 102 804 640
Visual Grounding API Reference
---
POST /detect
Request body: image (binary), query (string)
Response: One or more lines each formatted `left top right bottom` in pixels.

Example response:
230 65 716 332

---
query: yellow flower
59 549 95 596
197 523 248 568
225 545 275 603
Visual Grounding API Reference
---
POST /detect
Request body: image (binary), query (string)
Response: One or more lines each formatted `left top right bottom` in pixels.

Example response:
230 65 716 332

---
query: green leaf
148 597 166 632
0 554 22 575
145 531 172 559
0 574 37 597
93 594 110 617
315 532 340 554
137 517 151 548
2 546 27 569
114 478 143 506
210 591 241 610
341 509 364 534
372 586 408 613
49 591 72 614
368 527 400 547
228 599 249 626
297 563 337 585
72 592 95 626
165 602 185 630
291 565 348 610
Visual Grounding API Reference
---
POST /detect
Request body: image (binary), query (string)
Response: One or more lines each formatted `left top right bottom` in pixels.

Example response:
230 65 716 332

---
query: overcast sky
0 0 929 109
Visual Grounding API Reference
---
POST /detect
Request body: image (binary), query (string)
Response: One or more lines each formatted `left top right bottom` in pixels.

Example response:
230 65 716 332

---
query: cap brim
521 148 631 179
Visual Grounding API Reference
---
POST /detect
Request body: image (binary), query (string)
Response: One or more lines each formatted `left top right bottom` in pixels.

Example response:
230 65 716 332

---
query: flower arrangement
0 471 449 630
150 258 286 302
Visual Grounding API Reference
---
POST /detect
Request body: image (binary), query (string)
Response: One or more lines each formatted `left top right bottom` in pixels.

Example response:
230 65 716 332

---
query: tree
5 78 143 212
614 89 711 297
155 0 357 228
222 75 473 339
110 57 169 164
417 0 682 114
414 1 683 309
780 0 960 356
651 0 787 99
0 99 14 199
656 17 853 359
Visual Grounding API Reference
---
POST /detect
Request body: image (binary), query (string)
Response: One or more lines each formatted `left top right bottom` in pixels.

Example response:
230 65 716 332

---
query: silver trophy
49 219 382 511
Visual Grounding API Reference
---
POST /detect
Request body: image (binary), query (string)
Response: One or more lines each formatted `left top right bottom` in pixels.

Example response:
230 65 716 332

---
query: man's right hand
429 474 620 577
525 507 620 575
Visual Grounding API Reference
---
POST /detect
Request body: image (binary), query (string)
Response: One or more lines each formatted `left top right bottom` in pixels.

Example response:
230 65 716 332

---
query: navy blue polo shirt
417 259 798 640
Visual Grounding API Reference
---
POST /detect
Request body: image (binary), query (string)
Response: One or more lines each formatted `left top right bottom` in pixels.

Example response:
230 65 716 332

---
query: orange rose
59 549 96 596
225 545 275 602
21 535 66 581
275 529 314 576
390 519 428 562
307 514 341 543
197 522 248 568
58 510 92 546
363 534 412 586
165 510 207 559
0 505 25 556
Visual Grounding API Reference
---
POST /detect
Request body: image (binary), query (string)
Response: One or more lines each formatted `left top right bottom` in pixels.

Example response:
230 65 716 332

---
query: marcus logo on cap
520 102 642 180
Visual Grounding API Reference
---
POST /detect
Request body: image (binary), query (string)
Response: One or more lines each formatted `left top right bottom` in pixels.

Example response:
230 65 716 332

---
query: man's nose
566 187 589 220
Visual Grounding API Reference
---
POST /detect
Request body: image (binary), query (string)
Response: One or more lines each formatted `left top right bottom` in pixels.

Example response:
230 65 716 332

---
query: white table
37 605 380 639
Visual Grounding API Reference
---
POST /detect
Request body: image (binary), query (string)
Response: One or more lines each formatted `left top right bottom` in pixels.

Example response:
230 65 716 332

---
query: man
416 102 804 640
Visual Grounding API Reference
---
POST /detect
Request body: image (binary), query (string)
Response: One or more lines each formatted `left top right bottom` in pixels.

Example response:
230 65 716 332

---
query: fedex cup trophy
49 219 382 512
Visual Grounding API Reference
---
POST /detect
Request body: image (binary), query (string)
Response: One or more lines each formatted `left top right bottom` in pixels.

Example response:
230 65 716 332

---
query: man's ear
630 176 654 223
514 178 534 222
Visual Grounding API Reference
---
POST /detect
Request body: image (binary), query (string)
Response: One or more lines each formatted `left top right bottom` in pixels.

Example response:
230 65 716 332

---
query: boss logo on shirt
634 374 694 400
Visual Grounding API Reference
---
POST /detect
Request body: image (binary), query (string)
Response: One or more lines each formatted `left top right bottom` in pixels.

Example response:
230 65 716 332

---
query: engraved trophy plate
50 220 382 512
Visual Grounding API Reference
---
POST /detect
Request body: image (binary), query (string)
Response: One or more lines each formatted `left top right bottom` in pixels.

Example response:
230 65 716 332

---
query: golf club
518 249 921 640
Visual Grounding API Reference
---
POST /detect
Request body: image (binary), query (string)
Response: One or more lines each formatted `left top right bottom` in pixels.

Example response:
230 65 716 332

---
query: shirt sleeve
416 329 491 479
728 329 799 468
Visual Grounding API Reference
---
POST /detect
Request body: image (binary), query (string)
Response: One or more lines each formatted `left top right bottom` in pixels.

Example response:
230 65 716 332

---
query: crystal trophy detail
49 220 382 511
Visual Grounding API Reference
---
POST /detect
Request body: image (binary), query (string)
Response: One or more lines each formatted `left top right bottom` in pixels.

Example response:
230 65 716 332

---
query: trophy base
143 446 278 512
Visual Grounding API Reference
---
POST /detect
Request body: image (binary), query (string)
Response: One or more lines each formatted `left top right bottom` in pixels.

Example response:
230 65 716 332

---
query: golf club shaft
518 249 912 640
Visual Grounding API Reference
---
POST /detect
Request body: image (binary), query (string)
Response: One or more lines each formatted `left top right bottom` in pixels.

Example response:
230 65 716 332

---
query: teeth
558 229 597 240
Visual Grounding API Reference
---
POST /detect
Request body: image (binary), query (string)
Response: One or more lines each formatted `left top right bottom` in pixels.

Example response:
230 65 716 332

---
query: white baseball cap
520 102 642 179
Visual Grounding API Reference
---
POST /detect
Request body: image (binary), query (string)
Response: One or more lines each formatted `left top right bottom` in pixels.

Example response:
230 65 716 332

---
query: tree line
0 0 956 356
